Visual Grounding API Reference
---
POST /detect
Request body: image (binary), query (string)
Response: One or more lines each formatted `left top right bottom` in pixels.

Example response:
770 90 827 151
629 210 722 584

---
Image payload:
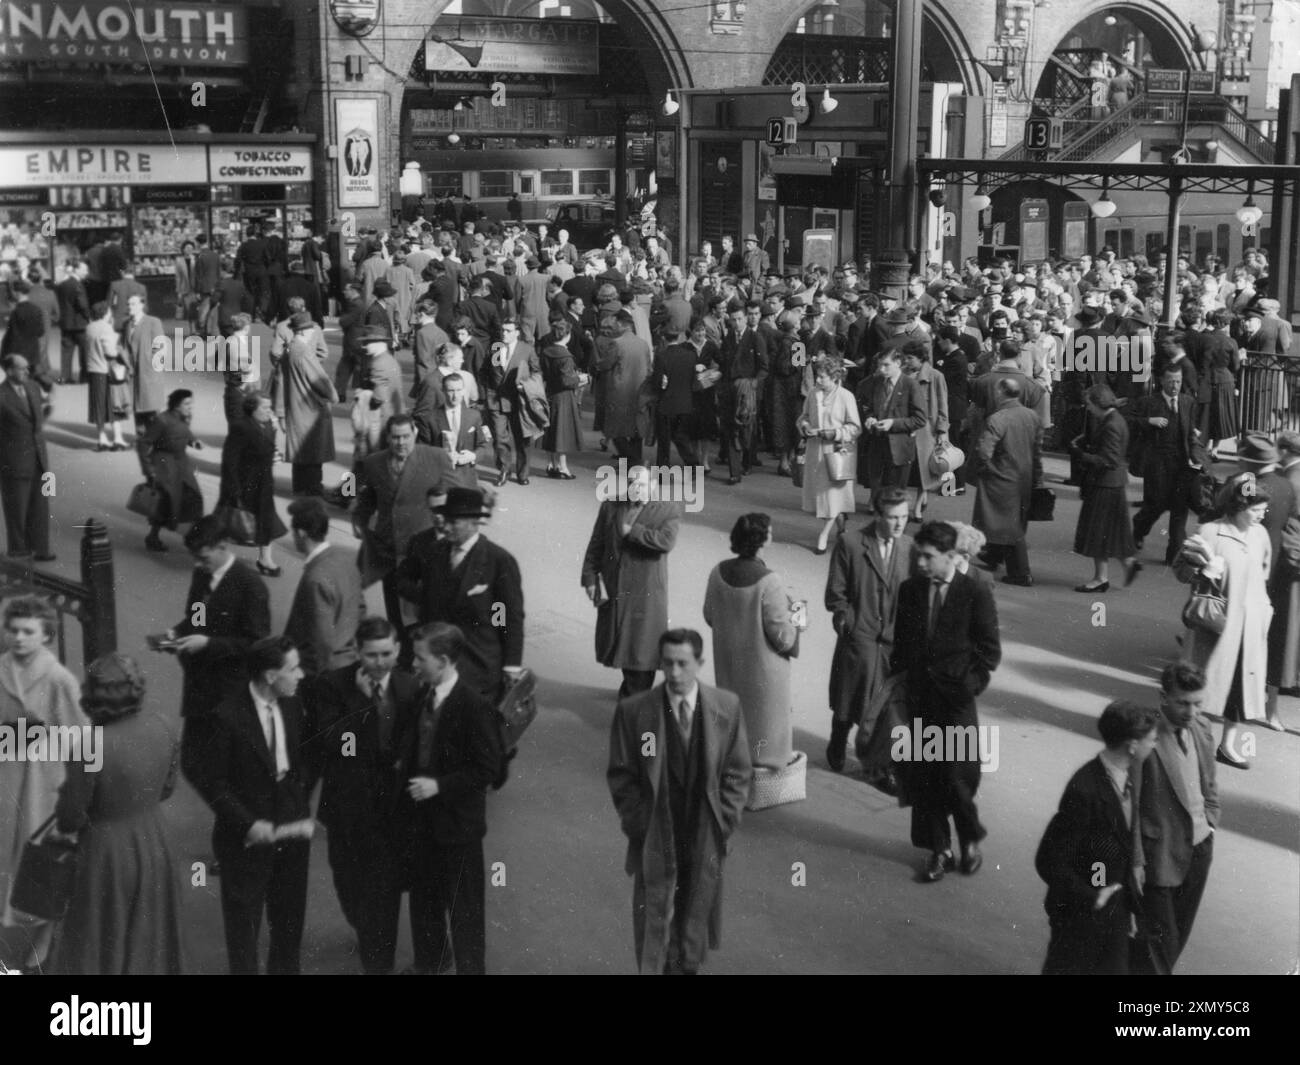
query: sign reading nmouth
0 2 248 67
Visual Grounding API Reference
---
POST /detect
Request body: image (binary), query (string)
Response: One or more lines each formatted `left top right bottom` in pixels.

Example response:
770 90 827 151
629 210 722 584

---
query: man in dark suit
305 617 420 974
98 234 127 289
170 515 273 785
234 223 269 322
1130 363 1207 566
825 489 912 777
717 302 769 484
263 223 290 320
395 622 502 974
193 234 222 327
412 374 484 489
410 299 450 397
459 275 504 348
891 521 1002 882
396 487 524 704
284 497 364 677
190 636 313 975
107 268 147 332
55 260 90 384
1036 700 1159 975
352 415 456 640
1133 661 1219 974
276 260 323 326
856 347 927 497
653 336 700 467
0 354 53 560
607 628 752 974
480 319 538 487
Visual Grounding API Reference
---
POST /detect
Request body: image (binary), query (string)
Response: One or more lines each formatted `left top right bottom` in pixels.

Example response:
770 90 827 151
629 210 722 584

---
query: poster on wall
655 131 677 182
336 98 380 209
757 141 776 201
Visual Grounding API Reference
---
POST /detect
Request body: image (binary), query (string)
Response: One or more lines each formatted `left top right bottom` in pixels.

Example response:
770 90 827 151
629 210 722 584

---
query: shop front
0 133 315 314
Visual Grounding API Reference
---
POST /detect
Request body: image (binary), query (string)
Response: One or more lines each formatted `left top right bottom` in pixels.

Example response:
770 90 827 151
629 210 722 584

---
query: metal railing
0 520 117 671
1239 352 1300 435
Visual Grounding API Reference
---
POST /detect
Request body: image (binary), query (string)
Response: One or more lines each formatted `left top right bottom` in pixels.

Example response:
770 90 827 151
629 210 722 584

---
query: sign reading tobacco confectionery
209 146 313 183
424 17 599 76
0 1 248 66
0 144 208 186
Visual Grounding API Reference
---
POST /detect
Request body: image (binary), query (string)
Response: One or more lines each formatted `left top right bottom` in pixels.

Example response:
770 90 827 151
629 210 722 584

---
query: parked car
543 200 618 252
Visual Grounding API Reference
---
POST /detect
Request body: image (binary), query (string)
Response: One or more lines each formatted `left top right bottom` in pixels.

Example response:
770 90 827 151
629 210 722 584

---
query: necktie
418 690 441 767
266 701 287 780
880 540 892 568
450 545 466 570
449 407 460 439
676 697 692 740
928 581 945 637
1176 729 1189 754
1168 394 1178 416
371 677 383 705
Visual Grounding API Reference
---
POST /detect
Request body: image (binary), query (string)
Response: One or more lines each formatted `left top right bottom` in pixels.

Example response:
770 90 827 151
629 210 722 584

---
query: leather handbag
494 668 538 790
9 814 79 921
1028 485 1056 522
126 481 163 522
214 504 258 545
792 438 807 489
928 441 966 477
1181 575 1228 635
824 444 854 483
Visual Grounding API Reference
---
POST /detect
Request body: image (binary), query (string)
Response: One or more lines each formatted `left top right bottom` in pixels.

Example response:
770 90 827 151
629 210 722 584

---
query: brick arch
1034 0 1202 69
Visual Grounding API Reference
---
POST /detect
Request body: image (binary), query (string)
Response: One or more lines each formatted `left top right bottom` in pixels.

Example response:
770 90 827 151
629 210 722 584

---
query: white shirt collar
249 681 279 714
668 683 699 713
303 541 330 565
433 666 460 705
356 668 391 697
452 532 479 557
208 552 236 590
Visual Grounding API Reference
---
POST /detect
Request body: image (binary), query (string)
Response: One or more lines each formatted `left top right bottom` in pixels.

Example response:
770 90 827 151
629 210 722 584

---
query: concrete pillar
886 0 924 266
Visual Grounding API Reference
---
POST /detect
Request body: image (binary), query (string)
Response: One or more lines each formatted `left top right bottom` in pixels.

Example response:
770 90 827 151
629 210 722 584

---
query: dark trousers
291 463 324 496
486 406 530 479
908 713 986 854
613 435 643 465
328 834 403 974
0 474 50 557
656 413 699 467
410 839 486 975
1140 835 1214 974
1043 899 1132 975
245 271 270 320
179 715 215 789
619 669 656 698
983 538 1031 579
60 328 86 383
1133 455 1190 563
220 839 310 975
716 388 753 479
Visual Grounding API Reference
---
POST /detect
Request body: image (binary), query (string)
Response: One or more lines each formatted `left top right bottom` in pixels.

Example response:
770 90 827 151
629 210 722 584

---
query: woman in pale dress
1173 473 1273 768
0 596 85 972
798 356 862 554
703 513 804 807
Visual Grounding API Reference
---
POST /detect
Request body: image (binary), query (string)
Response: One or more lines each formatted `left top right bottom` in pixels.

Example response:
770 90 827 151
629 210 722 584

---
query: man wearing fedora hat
741 234 768 285
365 279 398 347
396 486 524 706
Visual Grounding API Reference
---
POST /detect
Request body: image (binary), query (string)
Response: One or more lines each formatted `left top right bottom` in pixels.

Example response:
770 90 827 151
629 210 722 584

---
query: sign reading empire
0 2 248 67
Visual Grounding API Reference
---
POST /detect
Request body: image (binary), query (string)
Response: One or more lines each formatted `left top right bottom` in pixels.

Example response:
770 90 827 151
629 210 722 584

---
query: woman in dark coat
769 313 804 477
541 317 587 479
684 319 720 473
48 653 186 974
140 389 204 552
219 390 287 576
1071 383 1140 592
1198 309 1241 457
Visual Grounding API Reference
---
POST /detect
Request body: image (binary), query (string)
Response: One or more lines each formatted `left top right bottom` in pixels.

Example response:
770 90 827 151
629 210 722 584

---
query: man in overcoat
607 628 752 974
595 310 651 465
582 465 683 697
824 488 912 775
972 378 1041 587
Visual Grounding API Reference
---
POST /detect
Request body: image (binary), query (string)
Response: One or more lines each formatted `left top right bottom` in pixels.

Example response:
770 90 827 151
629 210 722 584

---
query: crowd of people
0 205 1296 976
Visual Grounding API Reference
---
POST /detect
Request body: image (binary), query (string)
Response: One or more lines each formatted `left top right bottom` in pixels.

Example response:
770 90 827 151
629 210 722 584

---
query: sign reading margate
0 2 248 66
424 17 599 76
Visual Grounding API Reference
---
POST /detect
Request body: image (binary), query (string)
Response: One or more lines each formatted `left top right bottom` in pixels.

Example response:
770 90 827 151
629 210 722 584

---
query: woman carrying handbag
218 391 288 576
1173 473 1273 769
797 356 862 555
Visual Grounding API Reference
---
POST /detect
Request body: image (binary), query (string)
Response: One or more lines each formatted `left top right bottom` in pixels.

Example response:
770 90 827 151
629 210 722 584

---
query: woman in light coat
703 513 802 796
797 356 862 554
0 596 85 971
273 312 338 496
1173 473 1273 768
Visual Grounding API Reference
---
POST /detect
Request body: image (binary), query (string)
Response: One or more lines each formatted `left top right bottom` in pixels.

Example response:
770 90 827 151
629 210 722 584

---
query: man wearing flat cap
742 234 768 285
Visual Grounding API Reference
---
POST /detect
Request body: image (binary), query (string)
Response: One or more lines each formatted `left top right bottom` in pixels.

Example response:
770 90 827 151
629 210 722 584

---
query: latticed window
763 34 901 86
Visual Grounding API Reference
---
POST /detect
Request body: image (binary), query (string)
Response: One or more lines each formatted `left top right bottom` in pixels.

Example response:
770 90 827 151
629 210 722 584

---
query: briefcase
214 504 258 545
9 815 79 921
498 668 538 751
1028 486 1056 522
126 482 163 522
